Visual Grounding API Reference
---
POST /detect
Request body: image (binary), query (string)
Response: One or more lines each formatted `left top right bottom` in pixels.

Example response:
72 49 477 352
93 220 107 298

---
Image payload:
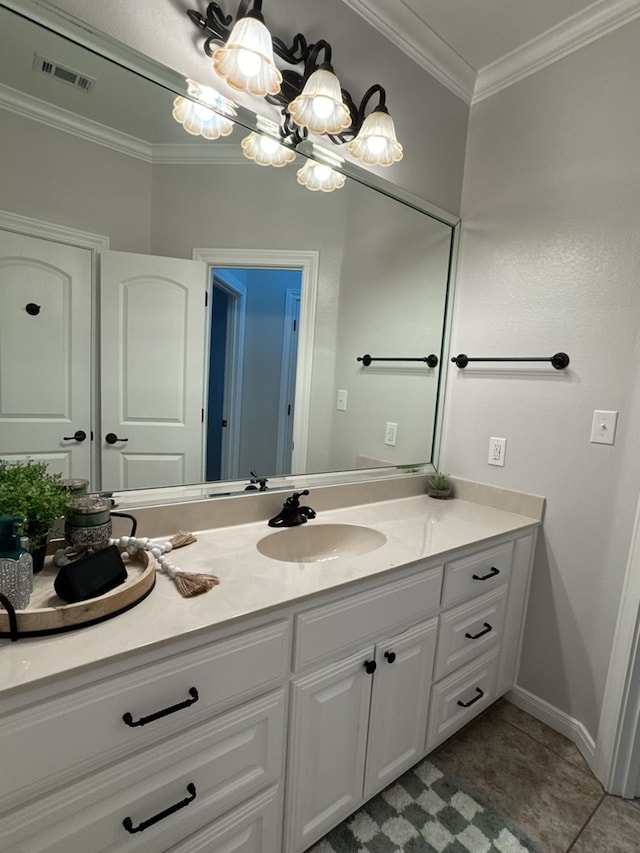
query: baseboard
505 685 596 768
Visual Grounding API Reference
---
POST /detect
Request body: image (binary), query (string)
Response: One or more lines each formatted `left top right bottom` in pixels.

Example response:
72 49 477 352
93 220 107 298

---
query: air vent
33 53 96 93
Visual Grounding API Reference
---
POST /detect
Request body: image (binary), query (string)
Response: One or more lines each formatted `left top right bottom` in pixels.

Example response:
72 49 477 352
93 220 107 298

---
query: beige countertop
0 493 541 699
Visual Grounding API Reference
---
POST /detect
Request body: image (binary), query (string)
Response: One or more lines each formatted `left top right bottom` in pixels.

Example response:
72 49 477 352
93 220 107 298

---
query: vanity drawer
0 619 289 813
0 690 286 853
167 785 282 853
441 542 513 608
434 587 507 680
293 565 443 670
426 649 499 751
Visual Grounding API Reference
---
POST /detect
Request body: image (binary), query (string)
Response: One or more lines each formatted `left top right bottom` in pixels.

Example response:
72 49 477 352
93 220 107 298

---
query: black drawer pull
465 622 492 640
457 687 484 708
472 566 500 581
364 659 377 675
122 687 199 727
122 783 196 834
384 651 396 664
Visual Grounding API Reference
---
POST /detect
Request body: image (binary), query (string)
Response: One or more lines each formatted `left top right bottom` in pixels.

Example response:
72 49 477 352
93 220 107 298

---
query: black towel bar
451 352 569 370
357 354 439 367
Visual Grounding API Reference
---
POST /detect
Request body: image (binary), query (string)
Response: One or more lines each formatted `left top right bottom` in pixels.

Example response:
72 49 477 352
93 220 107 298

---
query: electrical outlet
385 422 398 446
488 437 506 466
336 389 347 411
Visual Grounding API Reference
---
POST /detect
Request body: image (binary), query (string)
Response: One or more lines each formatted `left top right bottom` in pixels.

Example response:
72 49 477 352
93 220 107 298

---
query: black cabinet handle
457 687 484 708
465 622 492 640
472 566 500 581
106 432 129 444
122 687 199 727
122 783 196 834
364 659 377 675
63 430 87 442
384 651 396 663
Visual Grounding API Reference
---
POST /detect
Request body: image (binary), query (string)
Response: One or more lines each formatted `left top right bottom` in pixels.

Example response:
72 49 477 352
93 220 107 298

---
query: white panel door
100 251 207 491
0 230 92 479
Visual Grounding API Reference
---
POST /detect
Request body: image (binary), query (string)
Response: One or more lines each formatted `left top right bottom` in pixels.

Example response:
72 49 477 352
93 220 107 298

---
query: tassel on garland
116 531 220 598
159 562 220 598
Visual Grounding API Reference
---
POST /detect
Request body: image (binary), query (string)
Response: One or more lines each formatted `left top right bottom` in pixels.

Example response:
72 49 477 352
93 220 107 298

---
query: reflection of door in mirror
0 230 92 478
100 251 207 491
207 267 302 483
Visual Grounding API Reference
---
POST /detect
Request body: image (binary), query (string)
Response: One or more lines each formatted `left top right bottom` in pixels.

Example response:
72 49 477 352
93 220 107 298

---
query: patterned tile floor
311 699 640 852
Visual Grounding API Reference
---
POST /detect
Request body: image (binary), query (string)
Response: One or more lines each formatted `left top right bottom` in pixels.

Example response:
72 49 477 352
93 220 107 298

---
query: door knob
105 432 129 445
363 660 377 675
384 651 396 663
63 430 87 442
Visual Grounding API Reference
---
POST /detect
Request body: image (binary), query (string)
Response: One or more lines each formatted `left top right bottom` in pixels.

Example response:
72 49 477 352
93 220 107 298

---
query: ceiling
344 0 640 103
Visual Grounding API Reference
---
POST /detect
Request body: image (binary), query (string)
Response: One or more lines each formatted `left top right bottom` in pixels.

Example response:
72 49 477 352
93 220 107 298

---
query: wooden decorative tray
0 549 155 638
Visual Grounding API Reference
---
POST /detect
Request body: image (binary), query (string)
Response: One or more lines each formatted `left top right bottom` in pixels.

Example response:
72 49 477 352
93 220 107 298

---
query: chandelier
175 0 403 190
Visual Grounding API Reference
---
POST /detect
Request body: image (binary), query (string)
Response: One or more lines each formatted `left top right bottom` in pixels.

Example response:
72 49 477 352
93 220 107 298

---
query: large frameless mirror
0 1 457 503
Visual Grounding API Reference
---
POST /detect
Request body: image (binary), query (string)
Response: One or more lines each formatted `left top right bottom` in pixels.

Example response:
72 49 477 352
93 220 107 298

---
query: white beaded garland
109 536 182 578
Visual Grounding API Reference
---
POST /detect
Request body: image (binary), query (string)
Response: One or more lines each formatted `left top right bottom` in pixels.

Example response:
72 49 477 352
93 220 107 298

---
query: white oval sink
257 523 387 563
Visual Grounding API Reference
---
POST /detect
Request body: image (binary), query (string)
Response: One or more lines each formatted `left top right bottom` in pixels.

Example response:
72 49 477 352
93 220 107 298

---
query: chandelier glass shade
288 67 351 135
172 80 236 139
241 130 296 166
296 159 346 192
348 107 403 166
212 13 282 97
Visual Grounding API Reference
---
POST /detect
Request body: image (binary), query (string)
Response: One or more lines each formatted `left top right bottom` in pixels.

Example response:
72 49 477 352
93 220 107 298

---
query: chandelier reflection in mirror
174 0 403 191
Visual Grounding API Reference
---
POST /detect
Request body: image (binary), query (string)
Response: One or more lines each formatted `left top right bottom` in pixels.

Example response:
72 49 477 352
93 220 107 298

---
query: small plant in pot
0 460 69 572
427 469 453 499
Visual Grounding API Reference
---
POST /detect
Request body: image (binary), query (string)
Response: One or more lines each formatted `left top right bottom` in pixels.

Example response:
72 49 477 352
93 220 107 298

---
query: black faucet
245 470 268 491
268 490 317 528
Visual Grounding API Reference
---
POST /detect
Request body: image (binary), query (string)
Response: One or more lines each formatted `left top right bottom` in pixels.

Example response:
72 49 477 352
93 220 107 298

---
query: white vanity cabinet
285 565 442 853
0 515 537 853
285 530 536 853
0 618 291 853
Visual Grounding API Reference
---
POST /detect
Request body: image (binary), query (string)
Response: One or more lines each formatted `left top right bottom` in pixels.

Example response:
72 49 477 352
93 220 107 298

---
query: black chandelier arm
356 84 387 123
304 40 334 77
266 68 305 107
272 33 310 65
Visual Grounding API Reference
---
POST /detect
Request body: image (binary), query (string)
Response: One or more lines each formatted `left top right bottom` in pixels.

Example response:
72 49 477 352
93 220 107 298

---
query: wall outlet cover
488 436 506 466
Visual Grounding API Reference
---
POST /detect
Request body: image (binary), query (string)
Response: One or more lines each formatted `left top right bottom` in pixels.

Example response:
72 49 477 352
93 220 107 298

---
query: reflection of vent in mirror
32 53 95 92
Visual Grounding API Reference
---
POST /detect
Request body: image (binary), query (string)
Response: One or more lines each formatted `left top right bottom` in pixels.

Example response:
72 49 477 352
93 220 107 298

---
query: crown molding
0 83 247 165
341 0 640 106
151 143 246 165
473 0 640 103
338 0 475 104
0 83 152 160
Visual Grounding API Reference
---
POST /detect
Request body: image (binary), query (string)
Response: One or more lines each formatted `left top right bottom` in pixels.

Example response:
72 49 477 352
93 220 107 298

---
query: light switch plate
590 410 618 445
336 389 347 411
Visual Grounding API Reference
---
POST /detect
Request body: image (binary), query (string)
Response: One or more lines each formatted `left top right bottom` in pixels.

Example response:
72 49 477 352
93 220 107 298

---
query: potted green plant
0 460 69 572
427 469 453 499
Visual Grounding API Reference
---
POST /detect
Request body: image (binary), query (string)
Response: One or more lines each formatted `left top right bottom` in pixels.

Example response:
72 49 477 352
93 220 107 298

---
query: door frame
193 248 319 475
0 209 109 486
209 271 247 480
594 490 640 796
275 288 301 475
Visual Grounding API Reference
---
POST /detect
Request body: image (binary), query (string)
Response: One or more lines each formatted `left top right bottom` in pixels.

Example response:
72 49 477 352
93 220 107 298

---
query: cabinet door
364 619 438 797
285 646 375 853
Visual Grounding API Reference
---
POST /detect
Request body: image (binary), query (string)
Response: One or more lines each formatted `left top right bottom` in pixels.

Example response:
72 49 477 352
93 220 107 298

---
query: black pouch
54 544 128 603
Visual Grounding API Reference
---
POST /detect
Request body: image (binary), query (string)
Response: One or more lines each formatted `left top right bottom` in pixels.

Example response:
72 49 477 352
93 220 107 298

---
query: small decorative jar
65 496 113 551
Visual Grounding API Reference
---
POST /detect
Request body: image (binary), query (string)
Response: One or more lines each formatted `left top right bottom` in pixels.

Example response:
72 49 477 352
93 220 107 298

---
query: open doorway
206 266 302 483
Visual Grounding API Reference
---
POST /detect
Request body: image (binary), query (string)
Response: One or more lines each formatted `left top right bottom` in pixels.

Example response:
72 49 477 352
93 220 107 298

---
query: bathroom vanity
0 490 541 853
